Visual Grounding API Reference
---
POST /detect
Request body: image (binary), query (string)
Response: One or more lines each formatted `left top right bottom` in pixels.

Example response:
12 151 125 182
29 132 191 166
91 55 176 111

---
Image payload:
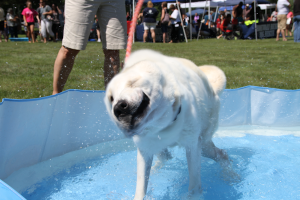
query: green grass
0 38 299 100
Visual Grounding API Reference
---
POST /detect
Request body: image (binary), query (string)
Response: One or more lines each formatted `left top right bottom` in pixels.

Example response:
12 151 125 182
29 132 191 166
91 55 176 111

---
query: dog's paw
186 189 204 200
220 160 241 183
151 160 164 172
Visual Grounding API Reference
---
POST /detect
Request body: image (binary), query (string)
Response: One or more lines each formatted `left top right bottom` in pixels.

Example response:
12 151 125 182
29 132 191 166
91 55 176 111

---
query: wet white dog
105 50 231 200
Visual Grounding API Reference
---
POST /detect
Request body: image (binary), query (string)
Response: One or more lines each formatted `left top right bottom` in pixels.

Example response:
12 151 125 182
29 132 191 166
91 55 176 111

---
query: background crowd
0 0 300 43
0 0 64 43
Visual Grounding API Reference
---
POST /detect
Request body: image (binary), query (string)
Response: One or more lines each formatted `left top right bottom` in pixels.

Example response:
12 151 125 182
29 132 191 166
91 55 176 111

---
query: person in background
204 12 209 23
142 1 158 43
217 14 230 39
243 4 250 20
6 8 19 38
232 2 243 23
216 13 222 36
271 10 278 21
37 0 55 43
137 12 143 25
194 13 199 23
95 15 101 42
169 4 180 43
293 0 300 42
160 1 169 43
51 4 62 41
276 0 290 41
286 11 293 36
211 9 218 22
22 0 40 43
0 5 8 42
126 12 131 21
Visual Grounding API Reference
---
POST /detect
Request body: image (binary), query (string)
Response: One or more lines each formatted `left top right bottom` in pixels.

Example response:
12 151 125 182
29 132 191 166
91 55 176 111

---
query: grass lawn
0 38 299 100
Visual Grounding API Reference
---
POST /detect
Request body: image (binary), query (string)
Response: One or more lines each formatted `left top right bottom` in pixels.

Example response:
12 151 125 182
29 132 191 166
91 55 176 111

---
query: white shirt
171 9 180 24
7 13 15 27
277 0 290 15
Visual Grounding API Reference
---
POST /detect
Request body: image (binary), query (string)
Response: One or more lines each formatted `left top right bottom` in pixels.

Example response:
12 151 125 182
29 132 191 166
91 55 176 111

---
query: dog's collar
173 105 181 122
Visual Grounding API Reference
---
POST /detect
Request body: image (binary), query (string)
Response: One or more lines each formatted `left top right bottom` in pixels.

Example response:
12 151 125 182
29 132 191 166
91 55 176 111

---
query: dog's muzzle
113 92 150 134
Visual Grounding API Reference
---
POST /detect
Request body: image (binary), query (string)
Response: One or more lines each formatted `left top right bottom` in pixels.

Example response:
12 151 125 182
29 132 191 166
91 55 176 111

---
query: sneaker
97 39 101 42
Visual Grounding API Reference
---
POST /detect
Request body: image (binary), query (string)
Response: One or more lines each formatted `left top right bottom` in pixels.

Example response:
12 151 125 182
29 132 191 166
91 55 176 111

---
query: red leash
125 0 144 63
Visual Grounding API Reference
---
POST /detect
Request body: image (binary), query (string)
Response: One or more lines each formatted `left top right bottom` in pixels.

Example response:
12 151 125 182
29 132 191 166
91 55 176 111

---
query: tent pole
208 2 211 28
133 0 135 43
197 0 207 40
176 0 188 43
214 6 218 22
189 0 192 41
244 0 246 21
254 0 257 40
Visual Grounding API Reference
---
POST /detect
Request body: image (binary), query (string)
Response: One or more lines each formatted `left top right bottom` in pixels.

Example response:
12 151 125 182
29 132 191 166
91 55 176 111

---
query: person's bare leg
162 32 166 43
52 46 80 95
143 30 148 42
27 26 32 43
276 29 280 41
103 49 120 89
151 29 155 43
282 29 287 41
96 29 101 41
30 25 35 43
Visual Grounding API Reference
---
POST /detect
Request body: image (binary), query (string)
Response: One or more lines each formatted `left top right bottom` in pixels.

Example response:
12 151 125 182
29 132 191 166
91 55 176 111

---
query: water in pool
5 126 300 200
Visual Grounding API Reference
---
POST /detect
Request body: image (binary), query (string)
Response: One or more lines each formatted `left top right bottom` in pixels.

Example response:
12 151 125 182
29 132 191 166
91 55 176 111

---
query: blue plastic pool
1 87 300 199
3 126 300 200
9 38 29 42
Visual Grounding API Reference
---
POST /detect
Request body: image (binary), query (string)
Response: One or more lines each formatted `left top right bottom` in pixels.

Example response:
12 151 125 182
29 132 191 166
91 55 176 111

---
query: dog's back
175 58 226 97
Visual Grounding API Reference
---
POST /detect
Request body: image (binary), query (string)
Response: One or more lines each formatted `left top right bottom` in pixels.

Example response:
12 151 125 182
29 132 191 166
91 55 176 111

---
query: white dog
105 50 231 199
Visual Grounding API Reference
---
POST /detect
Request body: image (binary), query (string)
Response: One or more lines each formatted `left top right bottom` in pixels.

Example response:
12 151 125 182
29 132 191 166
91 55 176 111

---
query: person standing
232 2 243 23
37 0 55 43
294 0 300 42
142 1 158 43
0 5 8 42
95 15 101 42
160 1 169 43
22 1 40 43
51 4 62 41
169 4 180 43
52 0 127 94
194 13 199 24
6 8 19 38
276 0 290 41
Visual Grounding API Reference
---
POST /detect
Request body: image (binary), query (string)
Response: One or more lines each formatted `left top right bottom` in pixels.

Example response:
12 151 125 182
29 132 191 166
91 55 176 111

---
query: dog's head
104 50 181 137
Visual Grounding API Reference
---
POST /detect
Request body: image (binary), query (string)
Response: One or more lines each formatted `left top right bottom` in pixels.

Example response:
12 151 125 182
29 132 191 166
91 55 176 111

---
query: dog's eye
110 96 114 102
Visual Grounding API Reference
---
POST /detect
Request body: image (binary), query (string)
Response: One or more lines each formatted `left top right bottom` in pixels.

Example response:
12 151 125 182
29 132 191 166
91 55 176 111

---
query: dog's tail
198 65 227 96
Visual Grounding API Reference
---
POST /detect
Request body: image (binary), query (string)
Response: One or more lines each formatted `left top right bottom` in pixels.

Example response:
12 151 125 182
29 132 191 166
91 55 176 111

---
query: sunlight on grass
0 38 299 100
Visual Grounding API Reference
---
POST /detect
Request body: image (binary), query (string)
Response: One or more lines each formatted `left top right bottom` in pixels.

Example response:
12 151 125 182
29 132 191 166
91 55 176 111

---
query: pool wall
1 86 300 180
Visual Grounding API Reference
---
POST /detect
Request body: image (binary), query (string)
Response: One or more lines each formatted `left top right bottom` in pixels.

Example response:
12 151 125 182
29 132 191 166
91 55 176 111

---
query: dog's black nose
114 100 130 118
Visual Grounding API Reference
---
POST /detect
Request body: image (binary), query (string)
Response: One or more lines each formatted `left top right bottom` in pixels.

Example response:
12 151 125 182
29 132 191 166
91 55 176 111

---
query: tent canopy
186 8 205 16
214 0 270 6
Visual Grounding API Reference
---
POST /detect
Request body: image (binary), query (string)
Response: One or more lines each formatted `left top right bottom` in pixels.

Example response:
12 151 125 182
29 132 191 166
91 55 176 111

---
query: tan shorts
277 14 287 30
63 0 127 50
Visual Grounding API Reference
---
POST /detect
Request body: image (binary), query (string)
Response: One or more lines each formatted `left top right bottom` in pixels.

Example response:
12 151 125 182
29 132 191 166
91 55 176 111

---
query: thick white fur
105 50 230 200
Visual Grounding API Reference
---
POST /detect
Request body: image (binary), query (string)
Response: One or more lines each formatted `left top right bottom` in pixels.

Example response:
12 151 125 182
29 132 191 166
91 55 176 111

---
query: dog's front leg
186 141 202 198
134 148 153 200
